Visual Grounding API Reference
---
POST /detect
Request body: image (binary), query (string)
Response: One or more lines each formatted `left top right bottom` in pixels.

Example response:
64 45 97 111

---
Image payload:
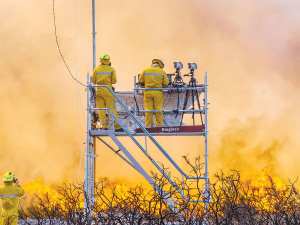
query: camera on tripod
170 61 184 86
184 62 197 80
183 62 198 85
180 62 203 127
174 61 183 69
188 62 197 70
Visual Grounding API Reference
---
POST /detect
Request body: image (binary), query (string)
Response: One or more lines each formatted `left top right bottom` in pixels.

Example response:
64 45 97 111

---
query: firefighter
0 172 24 225
139 58 169 126
91 53 124 132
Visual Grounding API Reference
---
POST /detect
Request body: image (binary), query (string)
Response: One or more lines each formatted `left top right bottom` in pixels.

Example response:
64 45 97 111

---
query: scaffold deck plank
90 129 205 136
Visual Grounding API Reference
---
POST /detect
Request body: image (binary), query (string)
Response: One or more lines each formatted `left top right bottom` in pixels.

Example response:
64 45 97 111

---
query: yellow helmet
152 58 164 68
3 172 15 182
100 53 110 60
100 53 110 65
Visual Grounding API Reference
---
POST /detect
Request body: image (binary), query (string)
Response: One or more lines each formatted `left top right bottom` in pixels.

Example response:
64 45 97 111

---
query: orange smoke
0 0 300 194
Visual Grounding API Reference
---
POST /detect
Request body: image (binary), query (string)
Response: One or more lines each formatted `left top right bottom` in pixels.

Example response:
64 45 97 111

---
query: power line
63 0 87 185
53 0 86 87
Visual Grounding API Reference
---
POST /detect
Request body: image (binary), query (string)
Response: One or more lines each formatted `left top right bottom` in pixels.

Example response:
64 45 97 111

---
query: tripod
180 69 204 126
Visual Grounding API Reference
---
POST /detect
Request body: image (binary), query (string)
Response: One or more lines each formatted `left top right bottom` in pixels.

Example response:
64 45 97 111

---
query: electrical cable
53 0 86 87
62 0 87 188
73 0 84 186
72 0 95 187
70 0 88 127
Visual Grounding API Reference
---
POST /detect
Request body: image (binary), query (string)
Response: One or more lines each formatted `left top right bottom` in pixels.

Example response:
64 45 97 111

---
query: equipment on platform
169 61 185 86
174 61 183 69
181 62 204 126
188 62 197 70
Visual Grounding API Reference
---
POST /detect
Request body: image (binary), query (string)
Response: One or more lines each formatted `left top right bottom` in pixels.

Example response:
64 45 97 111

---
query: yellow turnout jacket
91 64 117 90
0 182 24 225
139 66 169 89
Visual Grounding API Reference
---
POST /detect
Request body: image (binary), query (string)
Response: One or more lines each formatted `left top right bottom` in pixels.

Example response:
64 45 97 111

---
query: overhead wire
53 0 86 87
73 0 90 185
72 0 84 185
59 0 88 186
73 0 87 185
74 0 89 125
72 0 100 186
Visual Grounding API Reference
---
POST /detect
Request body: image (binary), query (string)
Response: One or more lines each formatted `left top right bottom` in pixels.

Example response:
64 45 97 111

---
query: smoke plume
0 0 299 188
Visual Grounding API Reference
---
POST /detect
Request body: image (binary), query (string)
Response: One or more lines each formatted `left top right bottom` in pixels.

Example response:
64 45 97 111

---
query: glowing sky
0 0 299 186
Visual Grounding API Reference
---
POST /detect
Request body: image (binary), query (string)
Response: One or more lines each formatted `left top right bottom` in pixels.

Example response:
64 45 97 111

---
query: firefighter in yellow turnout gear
0 172 24 225
139 58 169 126
91 53 123 131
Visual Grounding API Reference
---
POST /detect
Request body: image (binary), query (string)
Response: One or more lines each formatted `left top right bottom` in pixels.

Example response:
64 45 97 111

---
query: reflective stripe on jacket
139 66 169 88
91 65 117 89
0 194 18 197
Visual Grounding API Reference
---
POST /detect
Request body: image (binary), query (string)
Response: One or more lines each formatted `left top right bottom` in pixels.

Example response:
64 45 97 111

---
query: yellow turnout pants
144 90 164 126
1 212 18 225
95 88 121 129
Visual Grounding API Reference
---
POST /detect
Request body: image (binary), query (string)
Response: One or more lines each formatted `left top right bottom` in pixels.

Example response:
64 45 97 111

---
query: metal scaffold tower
84 74 209 211
84 0 210 218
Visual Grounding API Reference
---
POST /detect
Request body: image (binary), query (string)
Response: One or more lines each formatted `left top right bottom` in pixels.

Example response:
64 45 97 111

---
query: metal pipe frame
91 131 205 137
135 109 204 113
85 73 92 211
89 108 204 114
85 0 96 213
133 87 205 91
92 0 96 69
204 72 209 220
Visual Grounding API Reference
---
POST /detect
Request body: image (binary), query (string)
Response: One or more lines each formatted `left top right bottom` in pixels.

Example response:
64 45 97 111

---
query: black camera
13 178 18 183
173 61 183 69
188 62 197 70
